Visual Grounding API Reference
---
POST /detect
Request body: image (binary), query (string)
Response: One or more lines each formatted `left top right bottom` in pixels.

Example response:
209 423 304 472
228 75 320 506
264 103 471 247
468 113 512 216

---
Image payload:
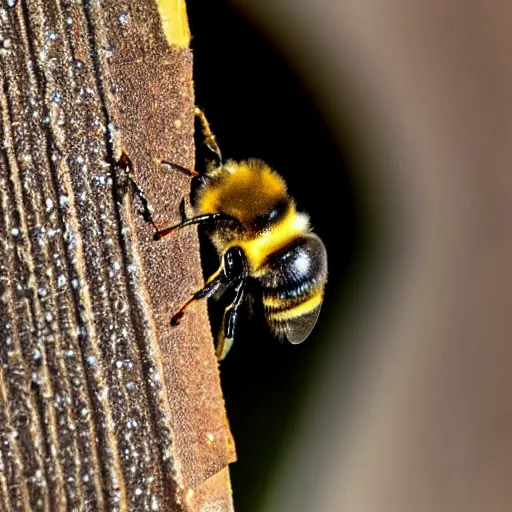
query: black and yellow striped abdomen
259 234 327 343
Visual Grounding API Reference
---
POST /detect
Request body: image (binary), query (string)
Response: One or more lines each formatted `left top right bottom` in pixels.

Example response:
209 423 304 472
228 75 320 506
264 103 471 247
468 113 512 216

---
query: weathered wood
0 0 234 510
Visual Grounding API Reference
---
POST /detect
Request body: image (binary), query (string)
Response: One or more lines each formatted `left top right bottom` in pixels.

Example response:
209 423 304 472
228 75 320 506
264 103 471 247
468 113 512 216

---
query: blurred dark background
187 1 512 511
186 1 364 510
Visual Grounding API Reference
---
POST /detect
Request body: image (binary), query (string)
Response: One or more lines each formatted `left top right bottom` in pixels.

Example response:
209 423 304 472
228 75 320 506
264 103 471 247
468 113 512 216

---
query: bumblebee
152 108 327 360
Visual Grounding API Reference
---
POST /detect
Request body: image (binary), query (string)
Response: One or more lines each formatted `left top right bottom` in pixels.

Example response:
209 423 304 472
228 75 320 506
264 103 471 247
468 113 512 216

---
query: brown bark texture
0 0 235 510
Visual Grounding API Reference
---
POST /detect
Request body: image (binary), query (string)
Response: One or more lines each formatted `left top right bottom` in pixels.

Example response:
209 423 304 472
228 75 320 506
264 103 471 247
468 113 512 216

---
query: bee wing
286 304 322 344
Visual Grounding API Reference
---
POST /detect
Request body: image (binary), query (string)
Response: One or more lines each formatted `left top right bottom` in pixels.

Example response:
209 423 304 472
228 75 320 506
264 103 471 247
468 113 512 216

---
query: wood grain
0 0 234 510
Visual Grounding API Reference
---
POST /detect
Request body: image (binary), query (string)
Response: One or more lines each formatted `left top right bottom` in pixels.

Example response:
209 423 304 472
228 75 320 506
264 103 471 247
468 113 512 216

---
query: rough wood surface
0 0 235 510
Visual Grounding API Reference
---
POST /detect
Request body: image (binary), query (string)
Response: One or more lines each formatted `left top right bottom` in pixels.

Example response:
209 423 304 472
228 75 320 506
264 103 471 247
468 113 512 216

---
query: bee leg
154 158 200 177
216 246 248 359
154 213 239 241
153 158 210 210
178 198 188 222
216 280 246 360
129 178 160 231
170 268 226 326
194 107 222 167
172 246 248 360
115 149 159 232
